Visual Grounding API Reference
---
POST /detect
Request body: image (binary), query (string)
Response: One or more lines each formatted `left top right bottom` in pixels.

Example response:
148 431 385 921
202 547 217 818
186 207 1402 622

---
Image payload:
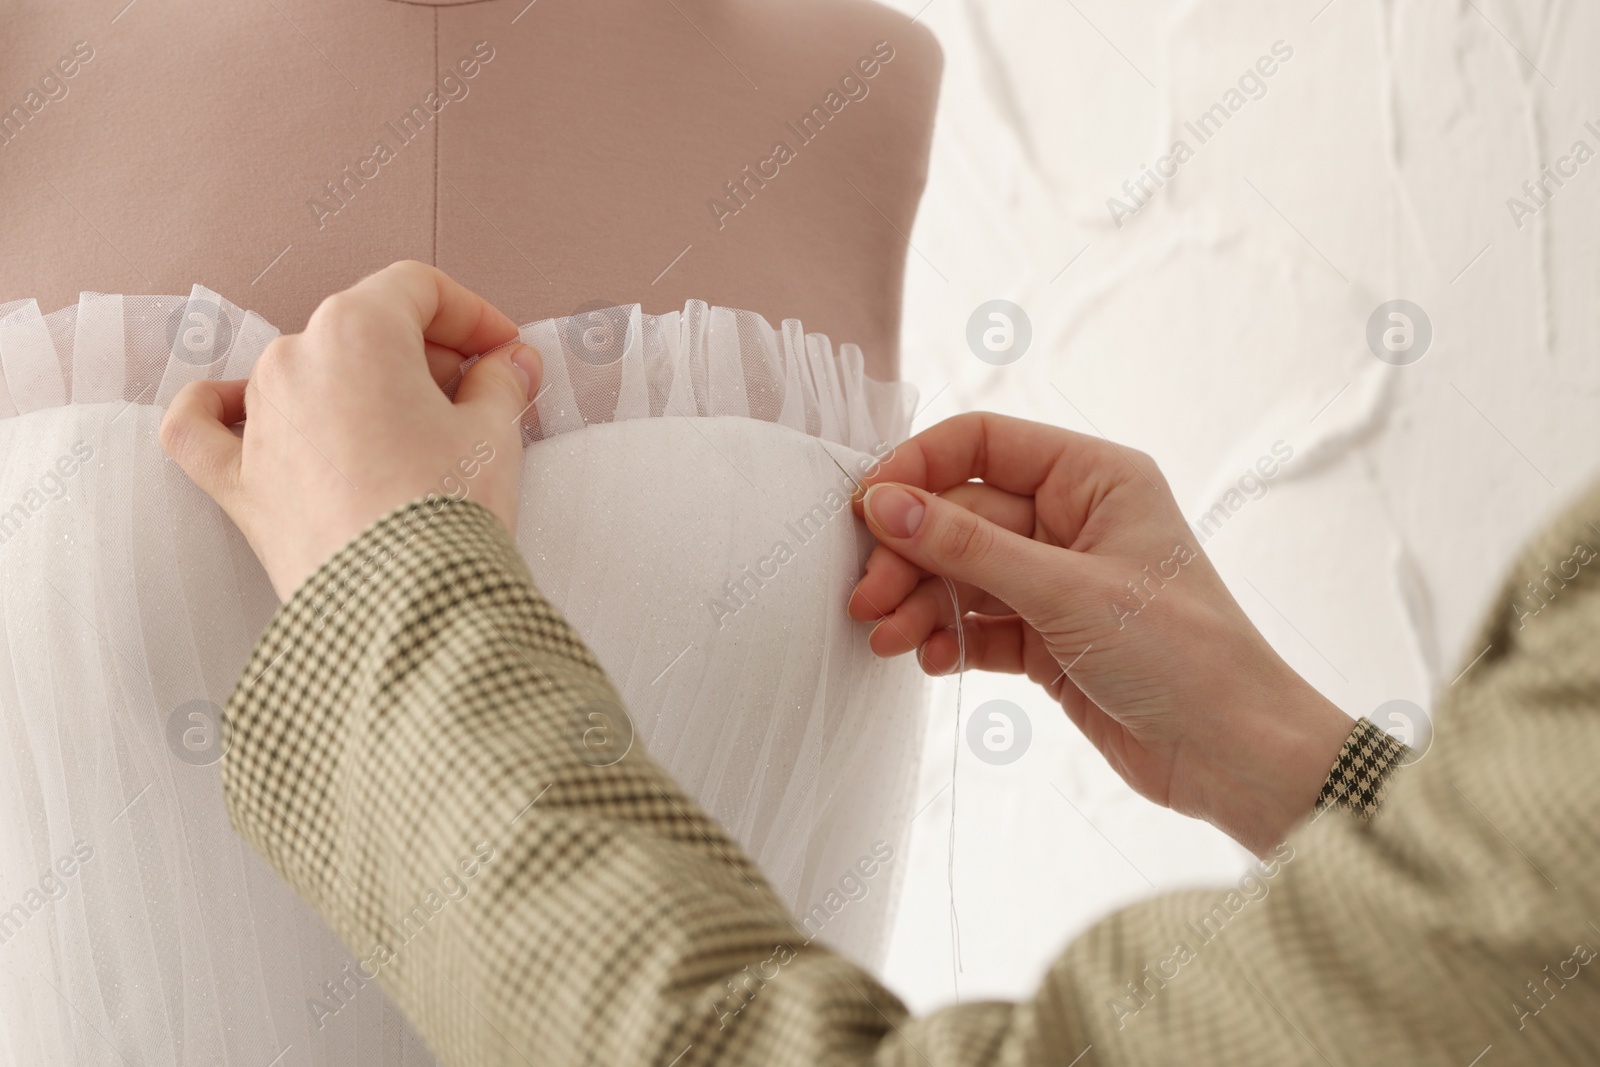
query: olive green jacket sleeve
222 486 1600 1066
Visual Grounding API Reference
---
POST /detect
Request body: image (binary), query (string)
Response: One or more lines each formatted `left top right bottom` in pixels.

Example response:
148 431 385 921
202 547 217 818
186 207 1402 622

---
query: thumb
161 378 245 510
862 482 1068 619
454 342 542 424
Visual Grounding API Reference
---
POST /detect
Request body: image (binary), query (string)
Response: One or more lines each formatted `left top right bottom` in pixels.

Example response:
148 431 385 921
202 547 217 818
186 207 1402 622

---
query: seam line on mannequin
433 7 440 265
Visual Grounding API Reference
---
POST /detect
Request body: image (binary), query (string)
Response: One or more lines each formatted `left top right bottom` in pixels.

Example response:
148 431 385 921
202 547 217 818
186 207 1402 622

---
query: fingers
356 260 521 357
850 546 924 620
860 481 1072 621
850 481 1036 621
858 413 1165 533
865 574 1010 655
426 342 468 392
861 411 1077 497
160 378 247 509
943 479 1037 535
916 616 1085 698
453 342 542 427
916 614 1031 675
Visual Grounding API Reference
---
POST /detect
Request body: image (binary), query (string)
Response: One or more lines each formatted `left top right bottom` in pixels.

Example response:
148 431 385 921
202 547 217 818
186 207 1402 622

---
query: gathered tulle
0 288 914 450
0 289 927 1065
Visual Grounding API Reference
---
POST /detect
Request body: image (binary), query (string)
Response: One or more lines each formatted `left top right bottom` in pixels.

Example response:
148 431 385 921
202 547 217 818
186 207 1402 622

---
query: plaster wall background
877 0 1600 1013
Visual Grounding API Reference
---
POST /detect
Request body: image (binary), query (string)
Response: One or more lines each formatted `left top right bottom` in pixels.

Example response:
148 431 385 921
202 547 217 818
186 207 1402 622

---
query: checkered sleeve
223 491 1600 1066
222 496 950 1065
1313 717 1412 819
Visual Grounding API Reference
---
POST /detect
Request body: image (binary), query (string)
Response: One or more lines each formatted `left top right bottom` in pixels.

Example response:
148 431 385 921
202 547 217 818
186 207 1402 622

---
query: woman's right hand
848 412 1355 855
161 261 540 602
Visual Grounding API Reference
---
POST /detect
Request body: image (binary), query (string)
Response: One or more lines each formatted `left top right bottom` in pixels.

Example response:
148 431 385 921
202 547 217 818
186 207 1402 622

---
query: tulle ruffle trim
0 288 917 452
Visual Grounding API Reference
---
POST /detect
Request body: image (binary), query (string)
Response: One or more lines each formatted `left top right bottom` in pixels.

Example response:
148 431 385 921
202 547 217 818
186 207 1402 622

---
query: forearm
223 497 829 1062
224 496 1546 1067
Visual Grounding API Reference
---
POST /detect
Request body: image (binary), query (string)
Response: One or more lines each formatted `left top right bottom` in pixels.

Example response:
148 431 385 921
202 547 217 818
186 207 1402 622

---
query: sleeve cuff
1314 717 1412 820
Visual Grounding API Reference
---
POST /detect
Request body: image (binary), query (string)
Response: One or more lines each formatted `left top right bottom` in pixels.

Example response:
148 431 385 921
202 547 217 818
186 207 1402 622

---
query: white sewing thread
943 575 966 998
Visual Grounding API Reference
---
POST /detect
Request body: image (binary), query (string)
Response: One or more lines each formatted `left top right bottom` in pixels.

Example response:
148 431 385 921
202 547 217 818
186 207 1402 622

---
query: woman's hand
160 261 542 601
850 412 1353 855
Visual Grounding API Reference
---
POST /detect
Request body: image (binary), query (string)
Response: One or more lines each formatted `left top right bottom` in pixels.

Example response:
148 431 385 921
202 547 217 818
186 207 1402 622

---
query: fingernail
865 484 924 539
868 621 890 653
508 344 539 399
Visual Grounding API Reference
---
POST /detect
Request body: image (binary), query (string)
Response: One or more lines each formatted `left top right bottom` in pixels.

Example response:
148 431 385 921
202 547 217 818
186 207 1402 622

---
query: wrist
1200 658 1354 856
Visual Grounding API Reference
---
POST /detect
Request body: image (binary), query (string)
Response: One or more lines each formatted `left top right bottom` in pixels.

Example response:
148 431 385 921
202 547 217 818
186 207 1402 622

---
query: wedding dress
0 287 928 1065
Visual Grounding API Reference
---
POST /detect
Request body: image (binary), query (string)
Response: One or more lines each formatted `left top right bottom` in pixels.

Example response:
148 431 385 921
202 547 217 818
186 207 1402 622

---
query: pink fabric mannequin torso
2 0 941 379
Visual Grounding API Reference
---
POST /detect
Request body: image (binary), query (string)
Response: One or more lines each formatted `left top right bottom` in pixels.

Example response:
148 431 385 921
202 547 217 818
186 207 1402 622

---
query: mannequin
0 10 940 1059
1 0 941 380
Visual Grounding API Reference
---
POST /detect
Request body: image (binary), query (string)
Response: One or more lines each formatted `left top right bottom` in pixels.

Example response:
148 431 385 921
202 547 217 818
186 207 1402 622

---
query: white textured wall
878 0 1600 1012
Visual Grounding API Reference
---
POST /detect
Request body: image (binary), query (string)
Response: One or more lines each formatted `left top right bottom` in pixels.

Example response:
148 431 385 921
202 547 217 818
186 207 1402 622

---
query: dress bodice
0 289 927 1065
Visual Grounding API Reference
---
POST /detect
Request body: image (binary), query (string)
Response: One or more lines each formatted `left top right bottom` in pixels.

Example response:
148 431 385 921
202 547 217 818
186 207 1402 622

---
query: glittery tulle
0 288 928 1065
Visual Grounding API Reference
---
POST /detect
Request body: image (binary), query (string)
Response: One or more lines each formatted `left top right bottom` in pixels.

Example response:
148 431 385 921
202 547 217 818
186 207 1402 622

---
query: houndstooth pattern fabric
224 486 1600 1065
1314 717 1411 819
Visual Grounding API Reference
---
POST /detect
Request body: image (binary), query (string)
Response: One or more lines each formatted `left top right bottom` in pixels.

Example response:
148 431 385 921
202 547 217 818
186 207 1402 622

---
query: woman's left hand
847 412 1353 855
160 260 543 600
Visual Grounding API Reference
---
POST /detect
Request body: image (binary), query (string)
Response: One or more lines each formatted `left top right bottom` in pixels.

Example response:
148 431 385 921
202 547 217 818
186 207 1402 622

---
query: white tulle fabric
0 288 928 1065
